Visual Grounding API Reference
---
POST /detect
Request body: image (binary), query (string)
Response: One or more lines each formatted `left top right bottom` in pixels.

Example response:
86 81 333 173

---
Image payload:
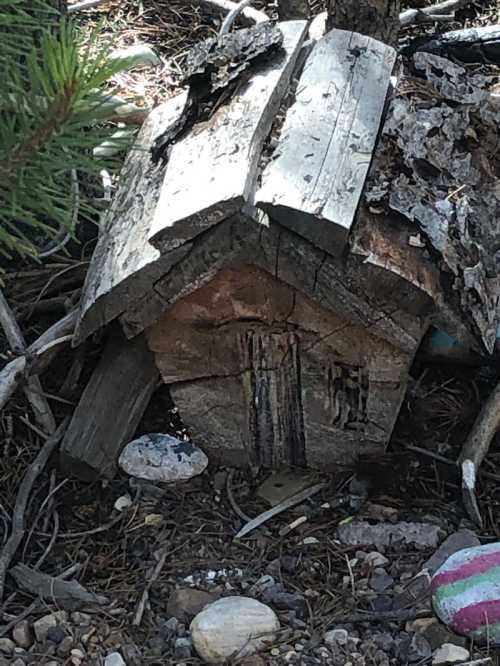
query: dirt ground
1 0 500 664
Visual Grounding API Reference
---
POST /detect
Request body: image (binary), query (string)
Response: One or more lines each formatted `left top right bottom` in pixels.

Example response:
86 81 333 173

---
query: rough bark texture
326 0 401 46
278 0 310 20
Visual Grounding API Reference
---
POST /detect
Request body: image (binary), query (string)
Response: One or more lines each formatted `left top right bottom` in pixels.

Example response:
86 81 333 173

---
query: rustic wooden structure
60 20 498 479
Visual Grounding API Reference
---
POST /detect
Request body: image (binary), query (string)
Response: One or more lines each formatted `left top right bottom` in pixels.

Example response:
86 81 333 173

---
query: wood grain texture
256 28 396 255
124 213 423 353
148 264 412 469
148 21 308 251
74 91 190 346
60 328 159 481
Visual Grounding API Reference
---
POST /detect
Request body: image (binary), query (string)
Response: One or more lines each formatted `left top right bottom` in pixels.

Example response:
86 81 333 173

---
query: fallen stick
458 380 500 527
0 310 76 413
234 483 325 539
133 545 169 626
400 0 468 27
403 24 500 63
199 0 269 26
0 290 55 433
67 0 110 12
0 418 68 603
10 563 108 606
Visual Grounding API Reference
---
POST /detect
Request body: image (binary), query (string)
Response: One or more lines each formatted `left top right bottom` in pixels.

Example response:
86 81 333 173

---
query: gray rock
71 612 91 626
365 552 390 568
167 588 218 622
423 623 467 651
407 634 432 662
57 636 74 657
337 521 444 551
0 639 14 655
47 625 66 644
119 434 208 482
12 621 32 649
33 611 67 643
108 44 161 70
191 596 279 663
10 660 25 666
105 653 127 666
423 529 480 574
370 572 394 593
174 637 192 660
324 629 348 647
432 644 470 664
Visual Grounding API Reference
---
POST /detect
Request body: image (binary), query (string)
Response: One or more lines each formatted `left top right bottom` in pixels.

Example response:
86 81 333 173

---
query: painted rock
431 542 500 643
119 433 208 482
191 596 279 663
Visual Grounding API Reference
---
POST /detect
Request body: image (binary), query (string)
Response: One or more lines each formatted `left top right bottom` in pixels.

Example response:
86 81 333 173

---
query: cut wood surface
74 91 190 346
126 213 423 352
256 29 396 256
60 328 159 481
148 20 308 251
147 262 414 469
326 0 400 45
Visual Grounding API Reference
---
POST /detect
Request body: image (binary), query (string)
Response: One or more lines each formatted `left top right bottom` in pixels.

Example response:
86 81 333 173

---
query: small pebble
0 638 15 654
105 653 127 666
12 621 32 649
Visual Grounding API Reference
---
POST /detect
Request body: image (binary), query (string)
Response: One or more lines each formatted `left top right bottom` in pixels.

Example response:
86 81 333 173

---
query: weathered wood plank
60 328 159 481
256 29 396 256
73 91 191 346
147 21 308 251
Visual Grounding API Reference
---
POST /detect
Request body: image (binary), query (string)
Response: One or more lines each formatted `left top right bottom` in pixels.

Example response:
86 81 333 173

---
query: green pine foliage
0 1 131 261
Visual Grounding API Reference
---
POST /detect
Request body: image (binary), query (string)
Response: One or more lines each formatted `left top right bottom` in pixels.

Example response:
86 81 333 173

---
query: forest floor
1 0 500 664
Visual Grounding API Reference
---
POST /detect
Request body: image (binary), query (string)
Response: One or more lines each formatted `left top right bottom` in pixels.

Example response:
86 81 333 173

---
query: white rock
432 644 470 665
105 652 127 666
33 611 67 643
109 44 161 69
190 596 279 663
114 494 132 512
324 629 349 647
119 434 208 482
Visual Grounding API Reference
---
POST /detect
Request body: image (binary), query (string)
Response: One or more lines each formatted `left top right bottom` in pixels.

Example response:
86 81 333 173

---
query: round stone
118 434 208 482
431 542 500 644
190 596 279 663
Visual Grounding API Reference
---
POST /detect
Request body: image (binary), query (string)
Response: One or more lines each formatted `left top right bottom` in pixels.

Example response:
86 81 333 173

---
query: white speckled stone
119 434 208 482
191 597 279 663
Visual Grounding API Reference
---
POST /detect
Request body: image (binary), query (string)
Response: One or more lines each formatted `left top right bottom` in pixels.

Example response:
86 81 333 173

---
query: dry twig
459 380 500 526
133 545 169 626
400 0 469 26
234 483 325 539
0 418 68 602
0 290 55 433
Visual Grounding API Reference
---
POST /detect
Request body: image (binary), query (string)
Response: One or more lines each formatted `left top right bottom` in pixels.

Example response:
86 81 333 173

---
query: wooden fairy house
60 20 499 480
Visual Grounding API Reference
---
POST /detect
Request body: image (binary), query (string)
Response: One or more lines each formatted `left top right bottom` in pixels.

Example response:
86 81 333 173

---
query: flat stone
47 625 66 644
119 434 208 482
167 588 218 622
432 644 470 664
365 552 390 568
337 521 444 552
370 573 394 593
104 653 127 666
424 529 480 575
190 596 279 663
12 621 32 649
432 542 500 643
0 639 14 655
33 611 67 643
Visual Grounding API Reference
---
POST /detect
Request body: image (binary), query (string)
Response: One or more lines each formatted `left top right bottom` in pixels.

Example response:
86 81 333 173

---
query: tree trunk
326 0 400 46
278 0 310 20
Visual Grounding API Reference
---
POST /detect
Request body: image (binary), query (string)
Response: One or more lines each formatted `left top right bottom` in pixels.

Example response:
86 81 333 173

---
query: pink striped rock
431 542 500 644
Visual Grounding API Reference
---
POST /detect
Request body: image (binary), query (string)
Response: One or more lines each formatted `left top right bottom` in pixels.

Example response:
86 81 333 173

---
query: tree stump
326 0 400 45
